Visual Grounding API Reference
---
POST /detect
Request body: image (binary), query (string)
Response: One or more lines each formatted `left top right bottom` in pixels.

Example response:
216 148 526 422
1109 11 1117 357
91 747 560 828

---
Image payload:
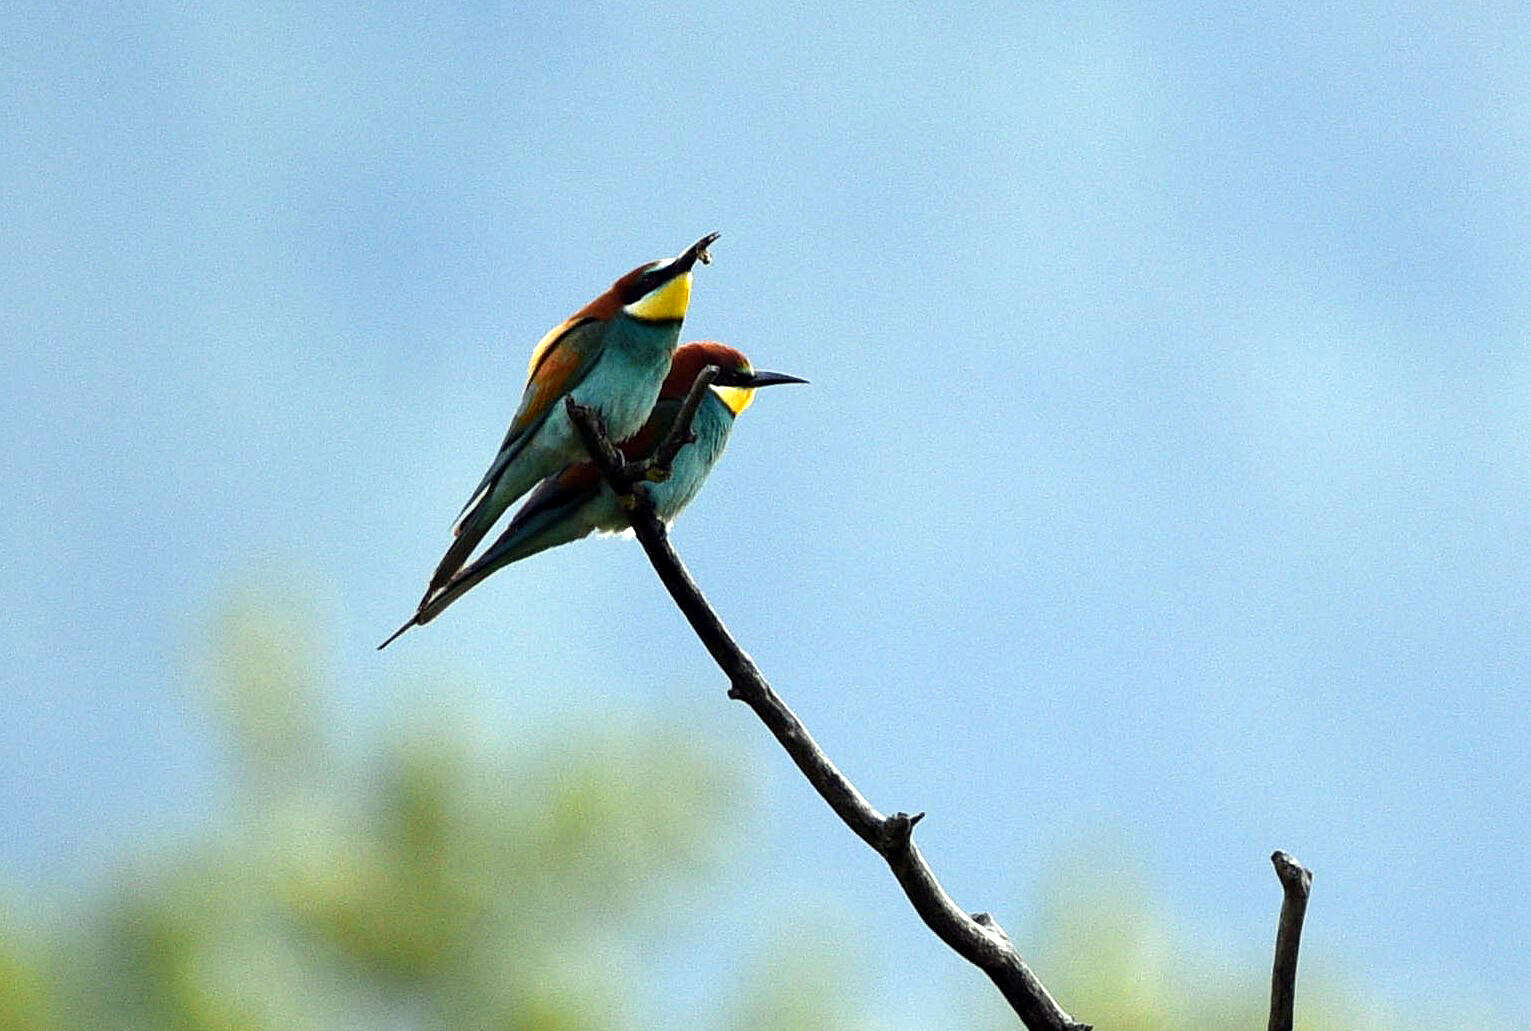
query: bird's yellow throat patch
710 384 756 416
623 270 692 322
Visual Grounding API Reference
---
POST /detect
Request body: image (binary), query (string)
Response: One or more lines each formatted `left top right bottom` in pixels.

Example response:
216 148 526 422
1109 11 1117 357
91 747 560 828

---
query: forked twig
569 383 1317 1031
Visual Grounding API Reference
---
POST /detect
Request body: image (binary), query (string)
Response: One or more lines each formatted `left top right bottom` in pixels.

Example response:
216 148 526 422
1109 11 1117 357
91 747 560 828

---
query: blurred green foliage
0 592 1490 1029
0 915 54 1031
10 592 772 1031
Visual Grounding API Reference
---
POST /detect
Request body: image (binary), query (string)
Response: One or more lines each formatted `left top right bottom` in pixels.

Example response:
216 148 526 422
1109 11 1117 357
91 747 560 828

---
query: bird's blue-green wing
415 463 607 628
452 316 607 534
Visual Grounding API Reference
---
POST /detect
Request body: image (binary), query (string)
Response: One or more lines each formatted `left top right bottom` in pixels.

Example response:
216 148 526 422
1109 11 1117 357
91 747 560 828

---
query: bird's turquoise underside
646 390 734 521
469 317 682 523
567 316 686 443
498 389 734 563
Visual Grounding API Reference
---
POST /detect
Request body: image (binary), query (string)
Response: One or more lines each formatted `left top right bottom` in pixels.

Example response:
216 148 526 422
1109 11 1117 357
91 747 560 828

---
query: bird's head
526 235 721 382
663 341 807 417
603 232 721 324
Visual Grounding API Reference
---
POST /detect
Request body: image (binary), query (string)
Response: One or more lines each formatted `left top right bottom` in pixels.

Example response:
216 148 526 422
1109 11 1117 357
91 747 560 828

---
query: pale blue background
5 0 1529 1023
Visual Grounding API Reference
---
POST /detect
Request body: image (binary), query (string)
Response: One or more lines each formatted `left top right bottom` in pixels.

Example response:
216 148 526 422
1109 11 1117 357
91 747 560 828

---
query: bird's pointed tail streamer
377 615 418 650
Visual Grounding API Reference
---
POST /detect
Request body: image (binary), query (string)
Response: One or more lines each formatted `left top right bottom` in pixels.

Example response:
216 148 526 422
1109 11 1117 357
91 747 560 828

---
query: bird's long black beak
671 231 721 274
743 369 807 389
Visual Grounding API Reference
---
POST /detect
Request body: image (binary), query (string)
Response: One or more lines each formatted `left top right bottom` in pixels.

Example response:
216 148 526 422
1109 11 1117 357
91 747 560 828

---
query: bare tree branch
570 366 720 493
1268 850 1313 1031
643 364 718 480
565 394 1090 1031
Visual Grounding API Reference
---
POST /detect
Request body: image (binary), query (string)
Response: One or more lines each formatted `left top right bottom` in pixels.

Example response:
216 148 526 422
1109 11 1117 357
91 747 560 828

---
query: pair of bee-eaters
380 233 805 649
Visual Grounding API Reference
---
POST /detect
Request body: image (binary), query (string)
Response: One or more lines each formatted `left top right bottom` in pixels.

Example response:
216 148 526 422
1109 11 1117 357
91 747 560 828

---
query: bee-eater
414 233 719 608
378 341 805 648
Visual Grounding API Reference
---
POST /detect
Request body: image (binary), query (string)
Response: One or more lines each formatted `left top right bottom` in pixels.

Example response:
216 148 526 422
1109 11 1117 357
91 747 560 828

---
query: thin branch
643 364 718 479
564 402 627 479
565 394 1089 1031
567 366 720 493
1268 850 1313 1031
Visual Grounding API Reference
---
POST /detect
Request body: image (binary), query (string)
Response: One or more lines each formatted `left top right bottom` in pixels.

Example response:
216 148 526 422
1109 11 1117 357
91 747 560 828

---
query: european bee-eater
415 233 719 608
378 341 805 648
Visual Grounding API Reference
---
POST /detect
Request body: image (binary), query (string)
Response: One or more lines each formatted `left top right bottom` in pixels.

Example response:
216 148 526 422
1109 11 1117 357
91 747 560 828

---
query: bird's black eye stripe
622 263 669 303
710 365 752 387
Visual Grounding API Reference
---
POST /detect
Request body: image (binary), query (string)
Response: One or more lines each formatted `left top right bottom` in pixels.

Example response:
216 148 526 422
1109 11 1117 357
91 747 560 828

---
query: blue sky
5 0 1530 1022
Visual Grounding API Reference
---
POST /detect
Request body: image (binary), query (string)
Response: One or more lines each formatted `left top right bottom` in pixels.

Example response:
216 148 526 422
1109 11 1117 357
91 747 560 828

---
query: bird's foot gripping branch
567 380 1315 1031
565 364 716 503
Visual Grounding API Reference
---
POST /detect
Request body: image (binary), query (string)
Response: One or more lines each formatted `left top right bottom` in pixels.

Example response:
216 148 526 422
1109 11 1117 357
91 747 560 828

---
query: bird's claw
644 466 672 483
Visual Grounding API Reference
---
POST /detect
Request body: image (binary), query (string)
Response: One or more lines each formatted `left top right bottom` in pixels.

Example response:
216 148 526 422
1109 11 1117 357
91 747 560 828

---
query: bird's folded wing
452 317 606 534
502 462 605 537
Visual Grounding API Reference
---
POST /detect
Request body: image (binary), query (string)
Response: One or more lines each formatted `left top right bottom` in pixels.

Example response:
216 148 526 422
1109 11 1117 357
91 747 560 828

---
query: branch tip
1270 851 1312 897
1267 849 1313 1031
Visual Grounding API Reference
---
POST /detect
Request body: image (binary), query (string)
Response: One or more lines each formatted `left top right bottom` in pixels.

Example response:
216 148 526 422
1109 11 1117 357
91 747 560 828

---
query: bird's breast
649 400 734 523
568 345 669 443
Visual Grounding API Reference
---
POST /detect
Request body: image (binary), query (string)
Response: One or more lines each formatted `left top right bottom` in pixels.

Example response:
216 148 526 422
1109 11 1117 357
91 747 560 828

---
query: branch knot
881 810 925 854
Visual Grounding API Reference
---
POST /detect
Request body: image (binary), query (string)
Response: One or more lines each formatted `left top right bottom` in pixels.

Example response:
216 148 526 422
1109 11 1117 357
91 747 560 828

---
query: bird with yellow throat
380 341 805 647
405 233 720 614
